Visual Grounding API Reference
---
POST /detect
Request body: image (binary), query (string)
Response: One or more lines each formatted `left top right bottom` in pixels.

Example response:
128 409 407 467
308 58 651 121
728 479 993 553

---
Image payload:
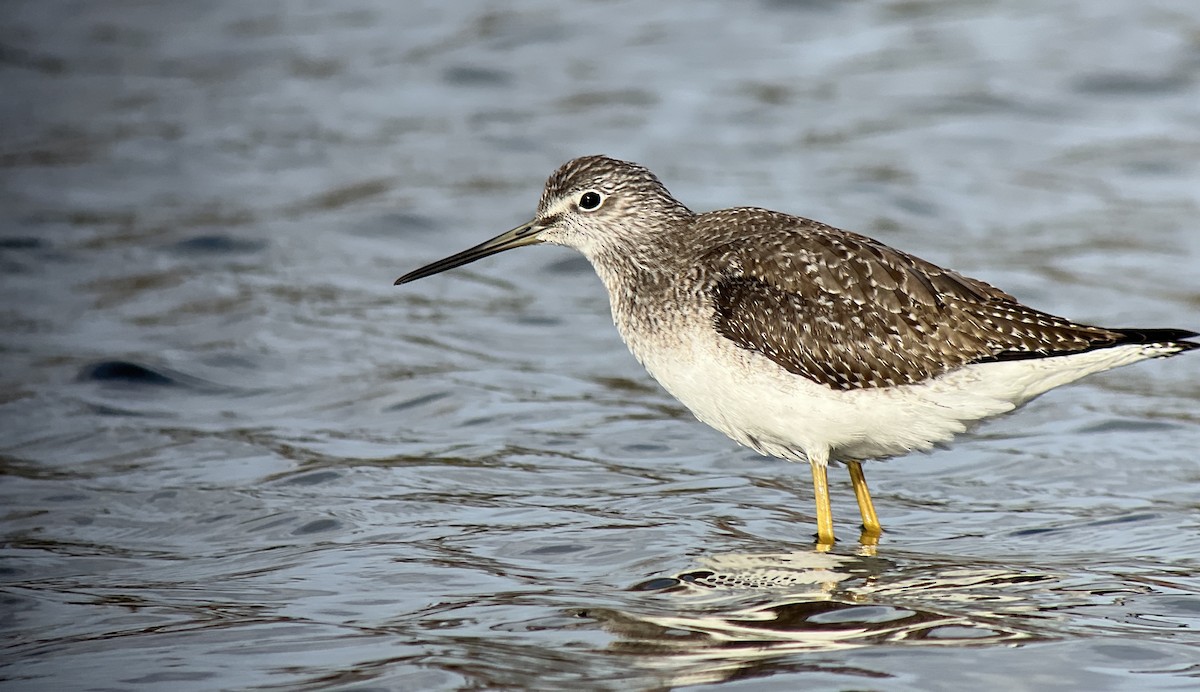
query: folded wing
700 209 1138 390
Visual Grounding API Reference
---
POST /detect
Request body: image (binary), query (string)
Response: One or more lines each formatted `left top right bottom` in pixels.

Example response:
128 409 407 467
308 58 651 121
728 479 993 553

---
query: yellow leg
811 463 835 547
848 460 882 539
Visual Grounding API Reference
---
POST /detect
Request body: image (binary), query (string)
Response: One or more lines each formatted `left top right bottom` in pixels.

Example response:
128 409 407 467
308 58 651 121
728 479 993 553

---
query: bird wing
697 209 1122 390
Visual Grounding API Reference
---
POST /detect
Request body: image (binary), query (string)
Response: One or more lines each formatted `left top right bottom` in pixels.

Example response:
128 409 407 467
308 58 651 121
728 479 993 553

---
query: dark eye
578 191 603 211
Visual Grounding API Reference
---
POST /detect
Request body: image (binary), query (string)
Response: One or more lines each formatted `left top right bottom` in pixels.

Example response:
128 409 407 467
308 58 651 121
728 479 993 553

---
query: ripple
75 361 235 395
168 234 266 255
77 361 181 386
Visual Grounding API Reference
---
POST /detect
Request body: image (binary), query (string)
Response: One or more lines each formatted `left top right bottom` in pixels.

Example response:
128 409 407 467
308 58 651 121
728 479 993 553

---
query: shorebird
395 155 1197 546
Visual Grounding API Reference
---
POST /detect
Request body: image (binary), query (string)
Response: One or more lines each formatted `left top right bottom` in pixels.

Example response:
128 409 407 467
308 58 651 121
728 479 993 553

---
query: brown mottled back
697 208 1125 390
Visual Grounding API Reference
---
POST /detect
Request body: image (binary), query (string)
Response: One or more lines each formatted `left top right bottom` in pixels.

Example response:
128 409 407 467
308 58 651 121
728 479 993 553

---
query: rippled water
3 1 1200 689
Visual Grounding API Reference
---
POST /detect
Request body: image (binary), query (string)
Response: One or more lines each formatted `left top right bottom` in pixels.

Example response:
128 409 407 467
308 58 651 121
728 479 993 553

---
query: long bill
394 219 545 285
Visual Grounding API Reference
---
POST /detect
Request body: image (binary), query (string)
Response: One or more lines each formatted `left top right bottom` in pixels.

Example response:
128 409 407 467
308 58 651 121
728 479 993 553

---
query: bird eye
577 191 604 211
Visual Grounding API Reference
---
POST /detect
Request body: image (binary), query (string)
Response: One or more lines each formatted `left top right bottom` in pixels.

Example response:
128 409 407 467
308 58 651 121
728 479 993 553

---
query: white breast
620 319 1173 467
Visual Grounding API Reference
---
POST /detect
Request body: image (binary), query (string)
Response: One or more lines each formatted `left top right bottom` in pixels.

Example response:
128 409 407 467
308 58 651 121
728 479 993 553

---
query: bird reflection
590 550 1050 687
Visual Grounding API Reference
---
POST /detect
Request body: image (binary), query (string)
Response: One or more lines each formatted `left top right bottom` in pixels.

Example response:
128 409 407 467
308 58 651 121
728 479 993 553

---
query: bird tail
1110 328 1199 355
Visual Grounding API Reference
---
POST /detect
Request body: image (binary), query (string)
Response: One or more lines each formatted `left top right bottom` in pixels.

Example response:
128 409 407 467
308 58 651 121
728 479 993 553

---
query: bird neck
588 239 702 349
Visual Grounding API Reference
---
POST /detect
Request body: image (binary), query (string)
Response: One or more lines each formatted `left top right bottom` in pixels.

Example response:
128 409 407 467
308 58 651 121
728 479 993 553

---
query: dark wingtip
976 327 1199 365
1110 328 1200 350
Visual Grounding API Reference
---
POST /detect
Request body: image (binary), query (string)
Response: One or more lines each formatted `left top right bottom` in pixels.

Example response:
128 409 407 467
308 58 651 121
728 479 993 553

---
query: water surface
2 1 1200 689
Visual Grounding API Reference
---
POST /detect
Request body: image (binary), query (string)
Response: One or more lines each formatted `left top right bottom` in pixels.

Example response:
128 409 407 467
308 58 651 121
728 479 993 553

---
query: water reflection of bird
395 155 1198 546
598 550 1046 687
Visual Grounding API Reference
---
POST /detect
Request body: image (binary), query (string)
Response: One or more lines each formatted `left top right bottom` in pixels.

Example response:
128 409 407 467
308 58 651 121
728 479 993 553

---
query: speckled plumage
698 209 1181 390
396 155 1198 544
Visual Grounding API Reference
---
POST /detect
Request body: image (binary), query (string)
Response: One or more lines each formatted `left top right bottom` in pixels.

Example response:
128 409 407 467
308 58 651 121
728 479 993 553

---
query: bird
394 155 1198 546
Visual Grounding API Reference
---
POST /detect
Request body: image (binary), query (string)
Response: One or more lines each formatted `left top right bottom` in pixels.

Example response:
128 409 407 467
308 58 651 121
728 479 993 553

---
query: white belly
621 321 1172 466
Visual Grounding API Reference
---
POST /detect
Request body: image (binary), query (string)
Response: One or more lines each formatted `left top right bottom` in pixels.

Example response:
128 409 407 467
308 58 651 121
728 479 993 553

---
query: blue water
2 2 1199 689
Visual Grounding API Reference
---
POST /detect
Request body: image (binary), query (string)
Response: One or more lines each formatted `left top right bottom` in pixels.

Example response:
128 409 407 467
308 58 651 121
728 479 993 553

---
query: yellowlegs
395 155 1198 546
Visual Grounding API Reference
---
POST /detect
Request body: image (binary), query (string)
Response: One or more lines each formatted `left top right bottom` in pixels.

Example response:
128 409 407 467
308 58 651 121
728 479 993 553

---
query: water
2 1 1199 689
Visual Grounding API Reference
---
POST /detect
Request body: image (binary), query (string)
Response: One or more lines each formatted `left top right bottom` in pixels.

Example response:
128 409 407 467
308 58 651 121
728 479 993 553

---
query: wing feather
699 209 1123 390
